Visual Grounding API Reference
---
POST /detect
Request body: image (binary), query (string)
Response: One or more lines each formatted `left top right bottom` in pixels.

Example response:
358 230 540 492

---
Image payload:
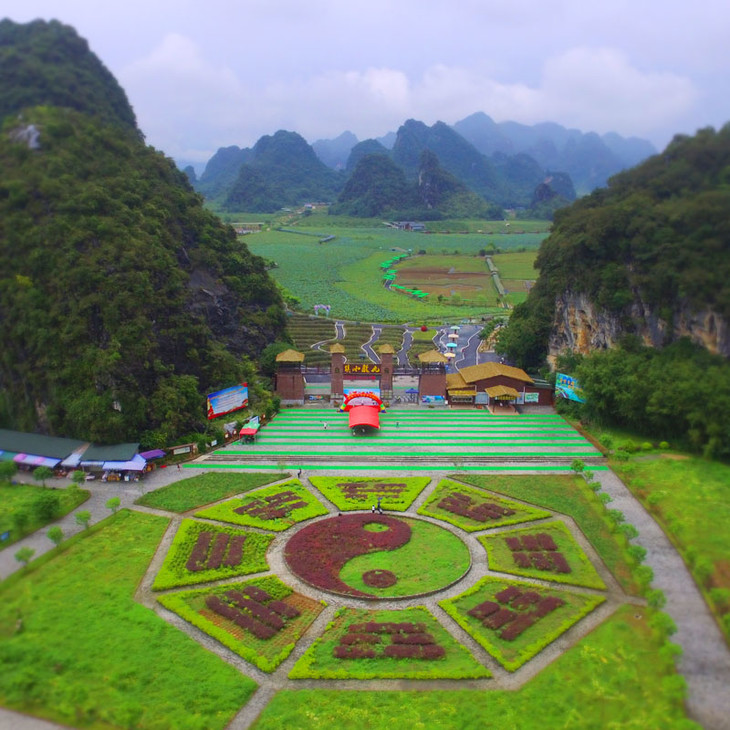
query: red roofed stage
348 405 380 432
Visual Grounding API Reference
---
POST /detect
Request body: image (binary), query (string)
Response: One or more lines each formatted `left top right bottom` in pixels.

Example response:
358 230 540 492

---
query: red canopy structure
348 405 380 432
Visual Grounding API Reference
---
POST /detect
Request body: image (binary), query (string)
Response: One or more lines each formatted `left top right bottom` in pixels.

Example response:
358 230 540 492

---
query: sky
6 1 730 168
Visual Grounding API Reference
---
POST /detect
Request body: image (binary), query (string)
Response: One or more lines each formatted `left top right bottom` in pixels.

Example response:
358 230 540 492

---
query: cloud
121 34 699 163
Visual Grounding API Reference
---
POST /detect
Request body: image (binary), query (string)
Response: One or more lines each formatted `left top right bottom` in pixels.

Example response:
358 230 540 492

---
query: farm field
245 226 546 322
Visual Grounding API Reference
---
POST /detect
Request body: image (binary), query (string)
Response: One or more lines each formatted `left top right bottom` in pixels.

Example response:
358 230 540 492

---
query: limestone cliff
547 290 730 366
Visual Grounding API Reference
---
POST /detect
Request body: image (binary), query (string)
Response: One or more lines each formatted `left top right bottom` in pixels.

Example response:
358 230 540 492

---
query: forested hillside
499 124 730 369
497 125 730 456
0 19 137 132
0 20 286 444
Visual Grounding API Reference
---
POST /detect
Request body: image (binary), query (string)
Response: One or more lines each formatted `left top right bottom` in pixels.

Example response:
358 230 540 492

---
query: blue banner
555 373 585 403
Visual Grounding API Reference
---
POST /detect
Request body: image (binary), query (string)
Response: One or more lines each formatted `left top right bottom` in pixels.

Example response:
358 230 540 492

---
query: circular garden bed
284 513 471 599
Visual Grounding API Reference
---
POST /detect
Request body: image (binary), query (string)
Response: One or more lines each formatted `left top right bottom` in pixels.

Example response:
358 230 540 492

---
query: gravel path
2 464 729 729
597 470 730 730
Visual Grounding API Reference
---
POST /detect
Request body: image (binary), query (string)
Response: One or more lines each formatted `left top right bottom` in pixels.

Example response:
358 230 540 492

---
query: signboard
344 363 381 375
524 392 540 403
172 445 191 455
343 388 381 405
206 383 249 419
555 373 586 403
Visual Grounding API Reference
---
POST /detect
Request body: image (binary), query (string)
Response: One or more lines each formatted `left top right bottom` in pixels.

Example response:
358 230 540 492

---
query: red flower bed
284 514 411 598
334 620 445 660
511 591 540 609
268 600 300 619
234 490 306 521
505 534 572 574
551 552 571 573
537 533 558 551
340 633 382 645
495 585 521 603
383 644 445 659
468 600 500 620
207 533 230 570
500 614 536 641
466 584 568 641
391 632 435 645
339 482 407 501
223 535 247 567
186 531 213 572
534 596 565 617
205 595 276 640
362 569 398 588
438 492 515 523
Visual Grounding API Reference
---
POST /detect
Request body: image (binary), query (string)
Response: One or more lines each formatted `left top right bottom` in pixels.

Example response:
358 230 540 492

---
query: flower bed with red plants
194 480 328 531
309 477 431 512
289 607 490 680
153 519 273 590
479 521 607 590
286 514 471 599
418 479 550 531
285 513 412 598
440 577 606 671
157 575 325 673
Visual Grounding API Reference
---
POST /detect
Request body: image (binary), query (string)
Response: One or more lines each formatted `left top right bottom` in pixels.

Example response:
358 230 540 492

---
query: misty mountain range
189 112 656 217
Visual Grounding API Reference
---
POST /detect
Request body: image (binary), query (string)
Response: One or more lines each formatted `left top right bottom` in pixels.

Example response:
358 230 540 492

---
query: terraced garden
1 466 698 729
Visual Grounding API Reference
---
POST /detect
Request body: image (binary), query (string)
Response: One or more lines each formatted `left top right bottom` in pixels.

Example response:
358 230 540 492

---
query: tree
33 491 60 522
75 510 91 529
47 526 63 546
15 546 34 565
33 465 54 487
71 470 86 488
106 497 121 514
0 461 18 481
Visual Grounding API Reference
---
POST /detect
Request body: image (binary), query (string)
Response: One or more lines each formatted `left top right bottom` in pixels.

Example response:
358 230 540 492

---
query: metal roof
0 429 86 460
81 442 139 462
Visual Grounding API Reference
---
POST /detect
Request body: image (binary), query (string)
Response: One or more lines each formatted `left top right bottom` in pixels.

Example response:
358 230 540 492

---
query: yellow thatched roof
418 350 448 364
275 349 305 363
486 385 520 400
459 362 533 384
446 372 468 390
329 343 345 354
377 344 396 354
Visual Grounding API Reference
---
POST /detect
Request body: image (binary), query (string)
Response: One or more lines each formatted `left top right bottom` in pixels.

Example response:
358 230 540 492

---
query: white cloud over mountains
121 36 699 163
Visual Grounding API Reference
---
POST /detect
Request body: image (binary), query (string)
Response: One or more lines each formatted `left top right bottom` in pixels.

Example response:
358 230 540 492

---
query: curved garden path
2 463 729 729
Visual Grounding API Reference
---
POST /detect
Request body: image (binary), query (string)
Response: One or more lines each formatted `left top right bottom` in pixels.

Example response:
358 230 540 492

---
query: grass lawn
479 520 607 590
611 455 730 640
152 518 273 590
289 606 490 679
439 576 605 671
253 606 695 729
158 575 324 673
418 479 551 531
0 510 256 730
0 482 89 550
457 475 640 594
194 480 328 531
135 471 282 512
308 476 430 511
